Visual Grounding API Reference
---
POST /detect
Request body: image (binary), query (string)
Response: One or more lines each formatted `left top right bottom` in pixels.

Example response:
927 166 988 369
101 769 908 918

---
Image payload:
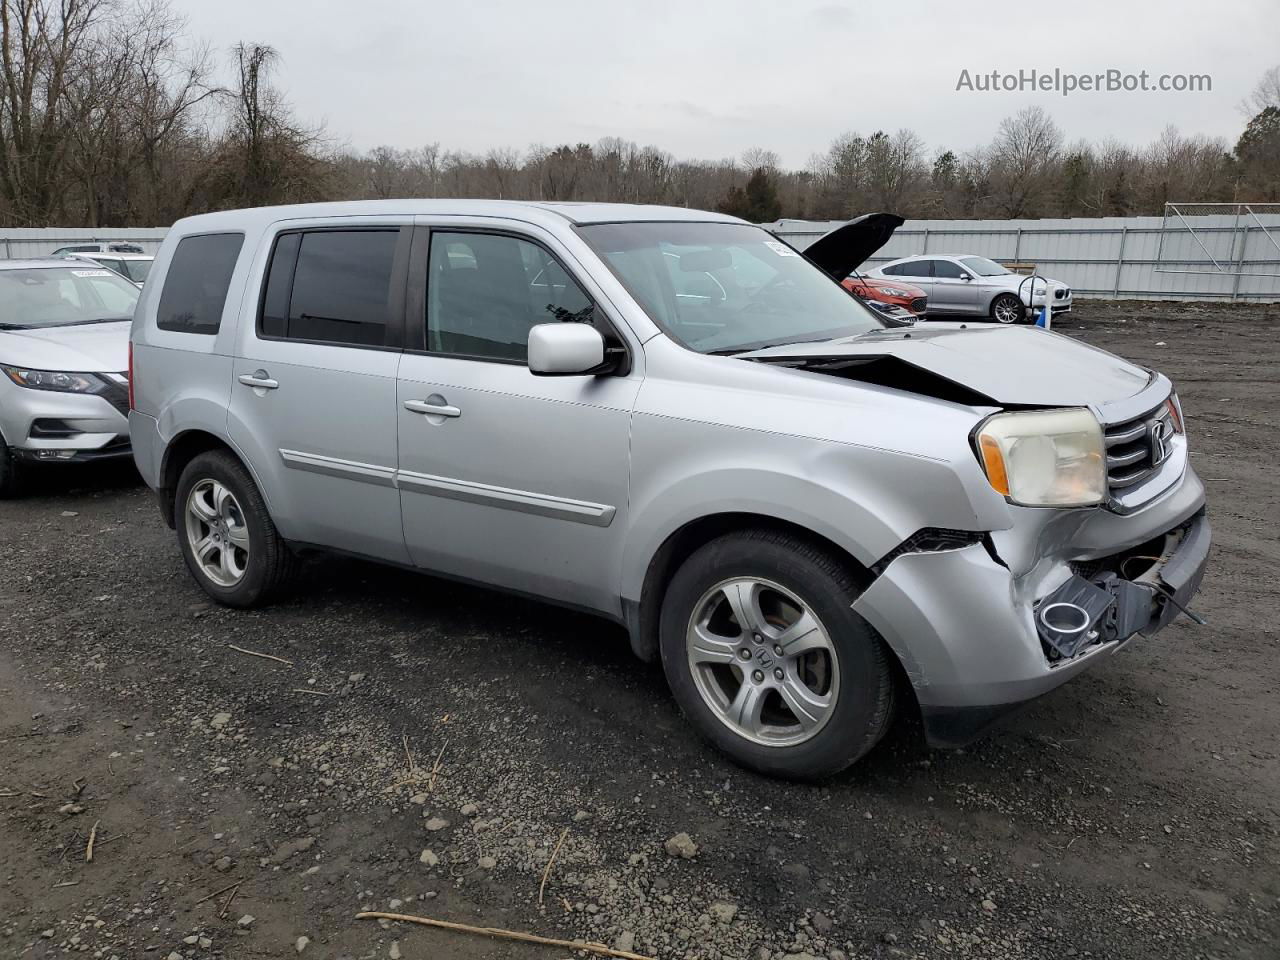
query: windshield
0 267 139 329
577 222 884 354
959 256 1011 277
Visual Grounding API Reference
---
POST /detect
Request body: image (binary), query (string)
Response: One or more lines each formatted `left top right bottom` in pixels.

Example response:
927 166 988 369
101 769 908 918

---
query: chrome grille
1105 402 1172 490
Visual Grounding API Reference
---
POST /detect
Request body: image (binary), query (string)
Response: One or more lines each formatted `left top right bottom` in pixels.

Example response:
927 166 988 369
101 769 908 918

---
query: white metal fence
4 216 1279 302
768 213 1280 302
0 227 168 260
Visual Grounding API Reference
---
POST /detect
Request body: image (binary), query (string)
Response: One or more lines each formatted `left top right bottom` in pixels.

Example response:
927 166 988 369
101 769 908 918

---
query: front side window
0 267 139 329
578 221 883 355
157 233 243 334
260 229 400 347
960 256 1012 277
426 232 595 362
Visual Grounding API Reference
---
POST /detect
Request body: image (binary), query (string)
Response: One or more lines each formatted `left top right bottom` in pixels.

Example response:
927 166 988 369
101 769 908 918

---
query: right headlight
975 408 1105 507
1 365 105 394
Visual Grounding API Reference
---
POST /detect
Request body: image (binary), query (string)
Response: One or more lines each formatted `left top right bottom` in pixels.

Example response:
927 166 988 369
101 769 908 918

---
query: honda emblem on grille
1149 417 1172 466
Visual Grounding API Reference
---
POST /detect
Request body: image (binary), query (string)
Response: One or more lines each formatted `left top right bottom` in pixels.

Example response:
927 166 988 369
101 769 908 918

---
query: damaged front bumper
851 472 1210 747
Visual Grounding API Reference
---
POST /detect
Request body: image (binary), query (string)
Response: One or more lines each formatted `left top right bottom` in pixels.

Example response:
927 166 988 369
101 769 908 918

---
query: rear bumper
852 474 1210 747
128 409 163 489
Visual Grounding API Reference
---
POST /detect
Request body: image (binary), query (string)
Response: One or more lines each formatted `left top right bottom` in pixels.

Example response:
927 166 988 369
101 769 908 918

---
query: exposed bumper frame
853 496 1211 748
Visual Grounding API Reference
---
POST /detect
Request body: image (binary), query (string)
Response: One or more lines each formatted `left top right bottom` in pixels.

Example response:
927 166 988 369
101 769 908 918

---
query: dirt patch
1 301 1277 959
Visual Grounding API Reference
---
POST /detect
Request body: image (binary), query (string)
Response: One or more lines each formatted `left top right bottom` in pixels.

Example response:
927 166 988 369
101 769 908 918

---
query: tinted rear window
156 233 244 334
259 229 400 347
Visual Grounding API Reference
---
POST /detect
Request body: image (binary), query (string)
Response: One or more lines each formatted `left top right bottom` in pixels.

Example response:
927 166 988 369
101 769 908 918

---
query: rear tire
659 529 896 780
174 450 296 607
0 435 22 499
991 293 1025 324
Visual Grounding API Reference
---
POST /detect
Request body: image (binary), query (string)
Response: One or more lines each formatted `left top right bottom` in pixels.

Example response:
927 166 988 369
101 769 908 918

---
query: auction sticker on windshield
71 269 114 277
764 240 799 257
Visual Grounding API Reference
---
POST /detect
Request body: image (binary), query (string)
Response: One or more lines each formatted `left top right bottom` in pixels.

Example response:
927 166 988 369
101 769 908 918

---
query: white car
0 259 139 495
66 252 154 287
50 242 145 256
867 255 1072 323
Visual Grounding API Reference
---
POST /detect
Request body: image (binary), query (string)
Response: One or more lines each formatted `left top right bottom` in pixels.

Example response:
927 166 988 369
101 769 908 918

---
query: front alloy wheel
686 577 839 746
660 530 896 780
184 478 250 586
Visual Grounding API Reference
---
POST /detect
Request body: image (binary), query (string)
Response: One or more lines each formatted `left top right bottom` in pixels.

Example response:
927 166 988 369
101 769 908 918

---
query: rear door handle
404 399 461 418
238 371 279 390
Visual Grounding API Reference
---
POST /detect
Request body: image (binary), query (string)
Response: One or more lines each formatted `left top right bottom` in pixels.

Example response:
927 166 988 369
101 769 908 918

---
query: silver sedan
868 254 1072 323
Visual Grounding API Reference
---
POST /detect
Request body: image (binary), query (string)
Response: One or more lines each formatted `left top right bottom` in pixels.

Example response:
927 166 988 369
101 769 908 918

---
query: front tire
174 450 295 607
991 293 1025 324
0 434 22 499
659 530 896 780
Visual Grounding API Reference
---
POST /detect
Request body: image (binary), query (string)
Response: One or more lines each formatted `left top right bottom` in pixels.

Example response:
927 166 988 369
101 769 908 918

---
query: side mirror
528 323 606 376
960 273 973 281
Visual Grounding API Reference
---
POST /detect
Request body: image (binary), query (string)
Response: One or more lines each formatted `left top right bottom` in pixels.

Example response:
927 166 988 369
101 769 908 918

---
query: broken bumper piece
851 510 1211 748
1037 510 1210 660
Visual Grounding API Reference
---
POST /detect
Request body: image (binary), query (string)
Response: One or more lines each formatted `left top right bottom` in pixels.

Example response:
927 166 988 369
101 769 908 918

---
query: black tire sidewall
659 534 891 780
174 451 275 607
0 433 20 499
992 293 1025 324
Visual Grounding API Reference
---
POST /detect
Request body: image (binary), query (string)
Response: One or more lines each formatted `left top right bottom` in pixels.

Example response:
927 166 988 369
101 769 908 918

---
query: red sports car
842 275 928 317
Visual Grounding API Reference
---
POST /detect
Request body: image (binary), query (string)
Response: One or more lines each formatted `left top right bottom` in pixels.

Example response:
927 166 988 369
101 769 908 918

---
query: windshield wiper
0 322 30 330
38 316 133 328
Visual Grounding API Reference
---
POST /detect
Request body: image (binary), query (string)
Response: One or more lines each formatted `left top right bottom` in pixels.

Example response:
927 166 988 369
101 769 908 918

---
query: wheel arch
157 430 248 528
624 511 877 664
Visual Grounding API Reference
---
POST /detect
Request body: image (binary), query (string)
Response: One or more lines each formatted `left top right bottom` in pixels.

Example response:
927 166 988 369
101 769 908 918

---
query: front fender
619 409 1012 603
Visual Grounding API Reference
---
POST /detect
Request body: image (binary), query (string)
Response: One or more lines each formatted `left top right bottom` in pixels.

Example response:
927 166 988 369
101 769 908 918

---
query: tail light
127 341 135 411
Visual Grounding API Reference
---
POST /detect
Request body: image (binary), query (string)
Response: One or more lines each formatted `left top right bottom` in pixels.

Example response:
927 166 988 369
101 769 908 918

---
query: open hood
740 323 1153 408
801 213 905 280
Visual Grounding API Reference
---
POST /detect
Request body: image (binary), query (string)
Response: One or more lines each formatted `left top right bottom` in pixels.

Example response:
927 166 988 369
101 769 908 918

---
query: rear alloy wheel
175 450 296 607
660 530 896 780
991 293 1025 324
184 478 251 587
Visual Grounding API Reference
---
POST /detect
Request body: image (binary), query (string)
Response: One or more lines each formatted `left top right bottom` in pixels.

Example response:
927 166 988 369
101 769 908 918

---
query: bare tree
1241 64 1280 116
0 0 109 223
987 106 1063 217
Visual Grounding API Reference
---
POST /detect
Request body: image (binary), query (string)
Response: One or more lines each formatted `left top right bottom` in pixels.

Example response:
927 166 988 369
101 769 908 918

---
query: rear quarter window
156 233 244 334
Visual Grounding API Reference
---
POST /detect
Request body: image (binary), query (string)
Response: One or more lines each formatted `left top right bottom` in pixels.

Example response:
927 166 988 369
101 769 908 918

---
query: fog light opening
1039 602 1092 636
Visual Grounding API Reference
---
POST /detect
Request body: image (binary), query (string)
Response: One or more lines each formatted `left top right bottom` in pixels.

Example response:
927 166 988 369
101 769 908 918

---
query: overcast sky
171 0 1279 168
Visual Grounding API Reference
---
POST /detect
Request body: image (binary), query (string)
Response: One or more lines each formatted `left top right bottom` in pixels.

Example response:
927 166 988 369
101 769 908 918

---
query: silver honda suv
129 202 1210 779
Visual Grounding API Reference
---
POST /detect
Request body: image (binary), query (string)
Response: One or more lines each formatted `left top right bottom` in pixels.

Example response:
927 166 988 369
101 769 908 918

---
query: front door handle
404 398 461 418
238 371 279 390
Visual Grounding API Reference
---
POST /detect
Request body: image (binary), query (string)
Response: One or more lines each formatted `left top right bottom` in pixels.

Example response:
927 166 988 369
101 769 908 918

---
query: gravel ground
1 300 1277 960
